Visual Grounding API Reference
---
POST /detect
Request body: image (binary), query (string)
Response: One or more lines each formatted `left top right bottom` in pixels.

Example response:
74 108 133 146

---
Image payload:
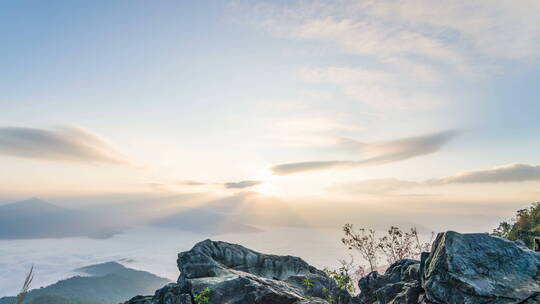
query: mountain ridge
0 262 170 304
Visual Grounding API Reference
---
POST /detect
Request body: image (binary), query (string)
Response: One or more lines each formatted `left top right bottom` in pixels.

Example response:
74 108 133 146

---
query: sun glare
251 167 275 194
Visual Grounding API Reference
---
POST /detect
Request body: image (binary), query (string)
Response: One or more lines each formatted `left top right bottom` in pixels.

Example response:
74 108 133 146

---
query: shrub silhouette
342 224 432 271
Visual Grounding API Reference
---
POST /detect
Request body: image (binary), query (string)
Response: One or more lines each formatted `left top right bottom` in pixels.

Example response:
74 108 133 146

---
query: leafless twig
15 265 34 304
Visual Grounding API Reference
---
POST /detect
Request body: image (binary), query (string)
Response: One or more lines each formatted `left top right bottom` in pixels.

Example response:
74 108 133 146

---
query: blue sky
2 0 540 230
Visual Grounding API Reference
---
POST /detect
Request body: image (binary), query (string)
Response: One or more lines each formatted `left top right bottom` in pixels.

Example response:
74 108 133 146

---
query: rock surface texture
125 239 352 304
124 232 540 304
421 231 540 304
356 259 422 304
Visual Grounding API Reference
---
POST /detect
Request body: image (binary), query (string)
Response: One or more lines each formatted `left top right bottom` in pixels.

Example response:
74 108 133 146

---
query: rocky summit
124 231 540 304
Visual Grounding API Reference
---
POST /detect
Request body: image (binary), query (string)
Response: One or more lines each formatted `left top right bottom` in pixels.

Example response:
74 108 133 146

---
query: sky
2 0 540 232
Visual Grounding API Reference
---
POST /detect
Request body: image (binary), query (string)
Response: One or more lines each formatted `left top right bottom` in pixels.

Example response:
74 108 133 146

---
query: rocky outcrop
177 239 343 303
125 239 353 304
354 231 540 304
124 231 540 304
421 231 540 304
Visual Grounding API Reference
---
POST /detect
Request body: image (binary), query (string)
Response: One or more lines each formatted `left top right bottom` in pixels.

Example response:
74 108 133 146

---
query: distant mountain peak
17 197 52 206
0 197 120 240
1 198 63 212
75 261 127 276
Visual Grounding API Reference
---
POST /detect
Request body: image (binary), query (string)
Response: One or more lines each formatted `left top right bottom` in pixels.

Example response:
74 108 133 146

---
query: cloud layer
0 127 128 165
429 163 540 184
272 130 458 175
333 163 540 195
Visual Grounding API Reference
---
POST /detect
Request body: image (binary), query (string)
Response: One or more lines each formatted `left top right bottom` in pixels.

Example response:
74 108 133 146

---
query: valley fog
0 225 355 296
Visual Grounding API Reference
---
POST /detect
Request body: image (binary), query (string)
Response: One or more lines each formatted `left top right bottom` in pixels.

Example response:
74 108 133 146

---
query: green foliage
302 277 313 290
194 288 210 304
492 202 540 248
324 265 354 293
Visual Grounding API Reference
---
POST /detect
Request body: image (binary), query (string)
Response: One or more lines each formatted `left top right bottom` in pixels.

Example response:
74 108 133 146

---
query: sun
251 167 275 195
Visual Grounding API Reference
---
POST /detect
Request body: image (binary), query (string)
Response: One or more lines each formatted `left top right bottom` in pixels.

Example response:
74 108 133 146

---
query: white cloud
429 163 540 184
272 129 459 175
343 85 445 110
297 65 446 109
332 163 540 195
233 0 540 109
0 127 129 165
287 15 464 65
247 0 540 65
264 115 367 148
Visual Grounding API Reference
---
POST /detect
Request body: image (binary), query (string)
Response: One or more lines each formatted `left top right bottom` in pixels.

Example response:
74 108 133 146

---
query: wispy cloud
224 180 262 189
264 115 367 148
429 163 540 184
297 65 445 110
141 179 263 192
0 127 129 165
176 180 208 186
233 1 540 109
272 130 458 175
333 163 540 195
240 0 540 69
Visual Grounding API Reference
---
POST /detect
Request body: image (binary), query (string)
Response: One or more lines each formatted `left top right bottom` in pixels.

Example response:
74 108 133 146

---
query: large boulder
125 239 355 304
175 239 343 304
422 231 540 304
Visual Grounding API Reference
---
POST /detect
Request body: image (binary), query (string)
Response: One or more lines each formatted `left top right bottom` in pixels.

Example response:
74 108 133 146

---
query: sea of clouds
0 225 350 297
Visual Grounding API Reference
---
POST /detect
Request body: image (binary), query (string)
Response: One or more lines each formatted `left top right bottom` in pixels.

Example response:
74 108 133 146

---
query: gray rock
153 283 192 304
356 259 421 304
422 231 540 304
124 231 540 304
124 239 352 304
124 295 154 304
296 298 330 304
514 239 529 249
176 239 338 304
382 282 423 304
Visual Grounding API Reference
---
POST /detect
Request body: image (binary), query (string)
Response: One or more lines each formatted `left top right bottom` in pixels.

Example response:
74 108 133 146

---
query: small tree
342 224 379 272
378 226 415 264
378 227 433 264
342 224 433 273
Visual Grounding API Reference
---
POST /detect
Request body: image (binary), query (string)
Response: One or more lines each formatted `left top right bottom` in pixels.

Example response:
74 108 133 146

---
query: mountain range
0 197 261 240
0 198 119 239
